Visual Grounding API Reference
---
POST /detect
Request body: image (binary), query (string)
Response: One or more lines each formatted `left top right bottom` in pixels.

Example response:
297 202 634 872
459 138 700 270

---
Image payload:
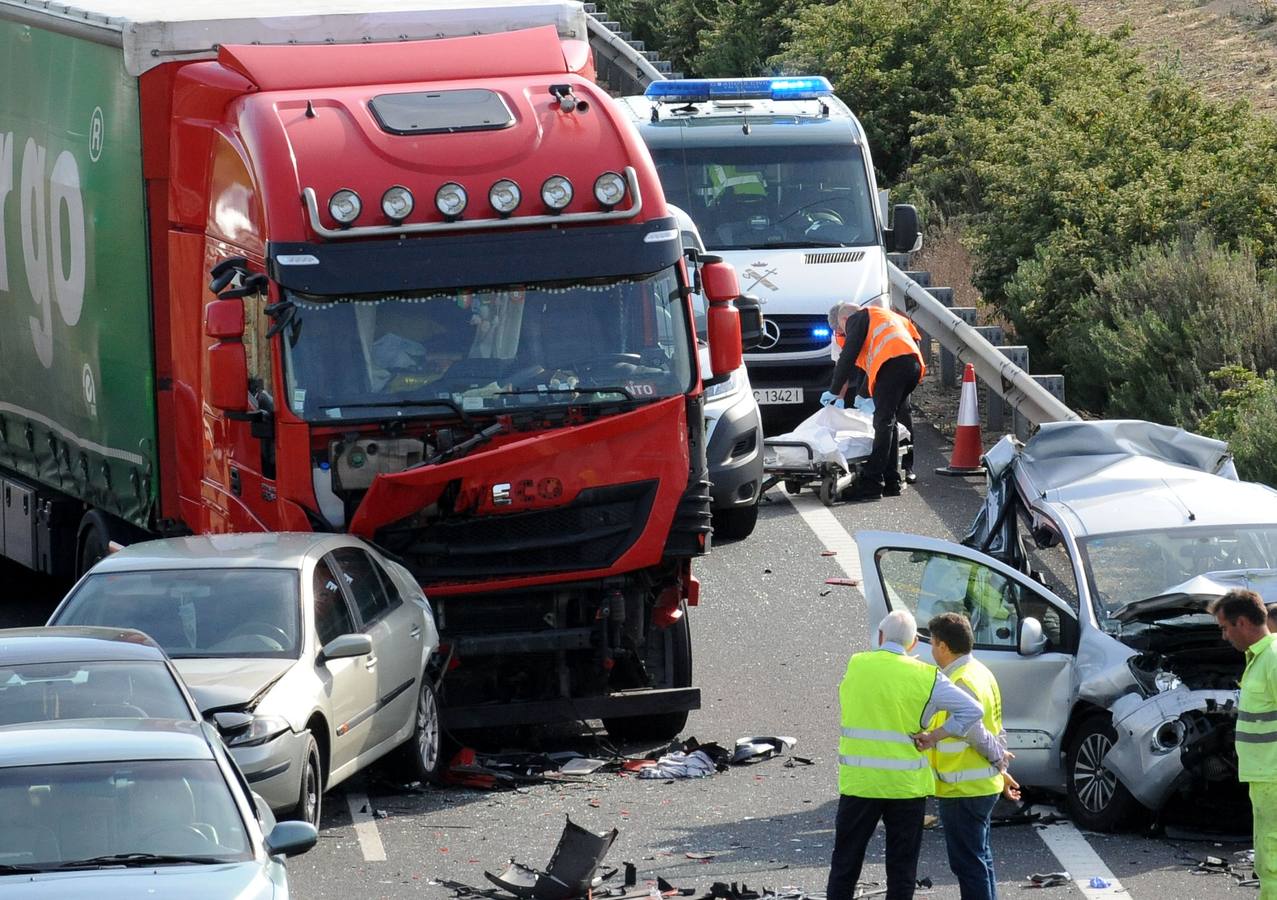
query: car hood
174 658 295 712
710 247 887 314
0 862 274 899
1113 569 1277 622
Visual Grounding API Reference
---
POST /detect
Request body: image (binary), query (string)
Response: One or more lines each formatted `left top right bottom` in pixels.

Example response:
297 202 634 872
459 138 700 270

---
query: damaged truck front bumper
1105 687 1239 810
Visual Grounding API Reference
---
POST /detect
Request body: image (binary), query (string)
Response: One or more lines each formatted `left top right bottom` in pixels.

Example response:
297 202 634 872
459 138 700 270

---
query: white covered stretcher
762 405 911 505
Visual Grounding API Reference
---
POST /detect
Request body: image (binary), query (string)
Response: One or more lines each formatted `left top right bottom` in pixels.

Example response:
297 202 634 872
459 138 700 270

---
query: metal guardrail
887 262 1080 427
586 15 665 94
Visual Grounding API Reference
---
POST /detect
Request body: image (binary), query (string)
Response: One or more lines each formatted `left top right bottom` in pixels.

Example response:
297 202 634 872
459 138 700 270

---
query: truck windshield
280 267 695 420
649 144 877 250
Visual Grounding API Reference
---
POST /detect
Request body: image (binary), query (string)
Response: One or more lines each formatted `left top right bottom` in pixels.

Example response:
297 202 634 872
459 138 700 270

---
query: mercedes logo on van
757 319 782 350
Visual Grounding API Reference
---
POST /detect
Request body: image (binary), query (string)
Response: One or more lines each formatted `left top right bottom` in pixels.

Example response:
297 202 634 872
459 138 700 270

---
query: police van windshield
650 145 878 251
280 267 695 421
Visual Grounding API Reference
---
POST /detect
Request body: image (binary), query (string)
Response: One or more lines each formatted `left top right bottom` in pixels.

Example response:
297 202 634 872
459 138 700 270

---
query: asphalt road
0 419 1258 899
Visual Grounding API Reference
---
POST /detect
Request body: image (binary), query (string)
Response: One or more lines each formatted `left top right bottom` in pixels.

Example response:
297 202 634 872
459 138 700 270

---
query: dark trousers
826 794 926 900
865 356 922 486
938 794 999 900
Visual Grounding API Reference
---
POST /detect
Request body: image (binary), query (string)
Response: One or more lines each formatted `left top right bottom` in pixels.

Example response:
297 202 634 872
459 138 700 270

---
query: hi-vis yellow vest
838 650 937 799
1238 633 1277 783
928 658 1004 798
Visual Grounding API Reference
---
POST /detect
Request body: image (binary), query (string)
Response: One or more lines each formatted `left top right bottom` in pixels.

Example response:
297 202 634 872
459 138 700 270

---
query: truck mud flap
443 687 700 730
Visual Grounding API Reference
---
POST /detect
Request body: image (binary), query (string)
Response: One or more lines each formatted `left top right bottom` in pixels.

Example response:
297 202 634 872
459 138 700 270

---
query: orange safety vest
854 308 925 394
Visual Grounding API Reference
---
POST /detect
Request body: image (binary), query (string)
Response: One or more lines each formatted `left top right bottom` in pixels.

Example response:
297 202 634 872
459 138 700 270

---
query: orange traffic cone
936 363 987 476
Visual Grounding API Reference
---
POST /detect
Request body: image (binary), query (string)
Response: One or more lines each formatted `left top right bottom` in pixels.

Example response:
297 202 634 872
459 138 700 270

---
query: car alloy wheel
415 680 441 776
1073 731 1118 814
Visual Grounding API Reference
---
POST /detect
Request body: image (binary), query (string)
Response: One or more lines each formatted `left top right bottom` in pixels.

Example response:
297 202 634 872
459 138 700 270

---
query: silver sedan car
0 717 315 898
48 533 441 828
858 420 1277 830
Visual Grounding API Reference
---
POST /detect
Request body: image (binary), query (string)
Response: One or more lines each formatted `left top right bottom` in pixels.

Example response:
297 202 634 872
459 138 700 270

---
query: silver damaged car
857 420 1277 830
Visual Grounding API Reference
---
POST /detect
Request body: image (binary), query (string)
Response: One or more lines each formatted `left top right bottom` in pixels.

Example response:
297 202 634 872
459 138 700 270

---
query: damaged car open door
856 531 1077 789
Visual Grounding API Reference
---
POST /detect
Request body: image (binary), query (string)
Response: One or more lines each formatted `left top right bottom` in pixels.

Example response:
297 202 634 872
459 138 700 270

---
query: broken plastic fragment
484 817 619 900
1088 877 1110 889
731 736 797 764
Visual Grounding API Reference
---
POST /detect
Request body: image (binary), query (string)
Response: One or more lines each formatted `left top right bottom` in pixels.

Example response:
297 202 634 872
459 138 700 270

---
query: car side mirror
1019 617 1047 656
885 203 920 254
734 294 764 352
265 820 317 858
318 632 373 665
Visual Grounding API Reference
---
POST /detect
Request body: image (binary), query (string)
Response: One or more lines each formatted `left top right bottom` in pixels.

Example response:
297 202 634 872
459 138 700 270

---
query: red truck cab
140 23 743 737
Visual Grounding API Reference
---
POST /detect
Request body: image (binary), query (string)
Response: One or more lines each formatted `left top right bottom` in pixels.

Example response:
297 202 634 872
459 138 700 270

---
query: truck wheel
77 510 117 576
1065 716 1144 831
603 611 692 743
284 734 323 829
713 503 758 541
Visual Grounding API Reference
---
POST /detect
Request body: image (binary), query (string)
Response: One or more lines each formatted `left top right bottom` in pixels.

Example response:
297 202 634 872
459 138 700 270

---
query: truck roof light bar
644 77 833 103
302 167 643 240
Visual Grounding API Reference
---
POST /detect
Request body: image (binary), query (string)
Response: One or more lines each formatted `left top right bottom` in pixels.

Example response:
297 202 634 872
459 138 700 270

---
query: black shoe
883 482 903 497
904 470 918 484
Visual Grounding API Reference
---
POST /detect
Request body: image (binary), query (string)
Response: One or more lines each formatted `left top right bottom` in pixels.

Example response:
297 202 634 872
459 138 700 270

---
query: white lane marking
1037 822 1128 897
345 790 387 861
774 490 863 585
777 489 1132 898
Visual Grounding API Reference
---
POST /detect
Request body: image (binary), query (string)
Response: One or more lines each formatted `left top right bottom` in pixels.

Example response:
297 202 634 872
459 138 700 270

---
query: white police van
617 77 919 417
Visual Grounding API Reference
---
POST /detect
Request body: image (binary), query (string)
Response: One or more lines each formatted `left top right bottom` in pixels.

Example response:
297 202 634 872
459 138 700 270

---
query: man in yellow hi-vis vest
1212 590 1277 899
918 613 1021 900
827 610 1009 900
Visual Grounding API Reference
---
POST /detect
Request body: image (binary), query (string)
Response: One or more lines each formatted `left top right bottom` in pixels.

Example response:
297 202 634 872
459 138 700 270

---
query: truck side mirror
735 294 764 352
700 258 743 378
885 203 920 254
205 299 249 414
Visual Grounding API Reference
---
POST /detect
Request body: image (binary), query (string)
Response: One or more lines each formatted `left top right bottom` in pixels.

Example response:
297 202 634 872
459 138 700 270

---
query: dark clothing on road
826 794 926 900
938 793 1000 900
866 355 921 487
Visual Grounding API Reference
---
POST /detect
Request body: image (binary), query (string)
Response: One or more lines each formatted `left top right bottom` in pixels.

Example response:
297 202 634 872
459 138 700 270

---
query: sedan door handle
410 625 422 639
364 655 378 670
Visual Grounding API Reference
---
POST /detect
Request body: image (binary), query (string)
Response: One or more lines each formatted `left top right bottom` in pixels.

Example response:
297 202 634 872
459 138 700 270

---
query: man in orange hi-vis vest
826 305 925 499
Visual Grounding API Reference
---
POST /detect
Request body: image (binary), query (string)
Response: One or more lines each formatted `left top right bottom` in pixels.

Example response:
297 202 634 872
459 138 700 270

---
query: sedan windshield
649 144 878 250
55 570 301 659
0 759 251 870
0 661 193 726
279 267 695 422
1080 525 1277 612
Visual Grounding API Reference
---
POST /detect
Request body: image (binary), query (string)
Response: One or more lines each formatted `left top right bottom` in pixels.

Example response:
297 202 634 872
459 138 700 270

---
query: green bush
1199 366 1277 487
1064 232 1277 419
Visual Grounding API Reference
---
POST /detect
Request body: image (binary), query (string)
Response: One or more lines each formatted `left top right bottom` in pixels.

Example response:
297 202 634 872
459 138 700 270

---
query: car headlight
705 368 745 401
224 714 291 748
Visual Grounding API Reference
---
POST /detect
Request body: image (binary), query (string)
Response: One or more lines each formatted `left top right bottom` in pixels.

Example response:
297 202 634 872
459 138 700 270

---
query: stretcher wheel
784 479 803 495
819 474 837 506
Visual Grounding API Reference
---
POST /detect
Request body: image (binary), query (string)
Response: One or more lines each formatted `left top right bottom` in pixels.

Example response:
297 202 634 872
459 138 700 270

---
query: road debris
731 736 796 765
1026 872 1070 888
482 817 619 900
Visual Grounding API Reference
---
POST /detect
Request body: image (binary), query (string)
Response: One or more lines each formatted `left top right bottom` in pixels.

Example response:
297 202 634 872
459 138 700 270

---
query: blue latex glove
852 395 876 414
820 390 838 407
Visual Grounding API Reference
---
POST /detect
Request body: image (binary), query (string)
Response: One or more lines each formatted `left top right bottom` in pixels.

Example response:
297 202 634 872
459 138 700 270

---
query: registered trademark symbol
89 107 104 162
82 363 97 417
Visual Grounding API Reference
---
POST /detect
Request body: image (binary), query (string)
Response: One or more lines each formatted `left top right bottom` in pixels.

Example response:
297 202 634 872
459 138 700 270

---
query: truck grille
754 314 833 354
391 481 657 584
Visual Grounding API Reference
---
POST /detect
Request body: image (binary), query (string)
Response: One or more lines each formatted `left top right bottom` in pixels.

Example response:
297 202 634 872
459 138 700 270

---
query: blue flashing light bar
645 76 834 103
811 326 832 339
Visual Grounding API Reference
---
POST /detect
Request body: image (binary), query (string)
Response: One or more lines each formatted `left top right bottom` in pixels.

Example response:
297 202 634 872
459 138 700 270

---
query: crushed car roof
1009 420 1277 538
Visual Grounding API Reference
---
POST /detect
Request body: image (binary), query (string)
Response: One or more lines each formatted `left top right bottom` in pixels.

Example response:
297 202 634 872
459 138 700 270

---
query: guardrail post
990 345 1028 434
904 270 932 288
887 252 911 268
943 307 978 387
917 286 953 369
1013 375 1067 440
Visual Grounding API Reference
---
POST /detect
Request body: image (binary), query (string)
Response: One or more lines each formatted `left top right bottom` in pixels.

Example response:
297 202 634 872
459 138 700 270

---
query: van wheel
284 734 322 829
604 612 692 743
1065 716 1144 831
713 503 758 540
